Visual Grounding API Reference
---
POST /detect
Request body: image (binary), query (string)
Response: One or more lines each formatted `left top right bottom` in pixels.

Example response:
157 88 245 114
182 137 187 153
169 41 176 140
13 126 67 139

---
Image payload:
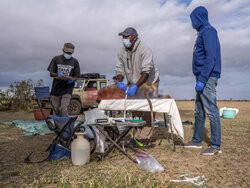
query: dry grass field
0 101 249 187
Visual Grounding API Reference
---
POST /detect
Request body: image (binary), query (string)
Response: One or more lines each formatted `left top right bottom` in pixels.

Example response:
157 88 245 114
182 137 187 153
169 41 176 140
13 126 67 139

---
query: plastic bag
95 127 108 153
83 108 108 153
134 152 164 173
84 108 107 124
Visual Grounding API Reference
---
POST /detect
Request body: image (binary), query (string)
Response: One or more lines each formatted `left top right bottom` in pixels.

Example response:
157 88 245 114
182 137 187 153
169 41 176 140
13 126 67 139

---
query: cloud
0 0 249 99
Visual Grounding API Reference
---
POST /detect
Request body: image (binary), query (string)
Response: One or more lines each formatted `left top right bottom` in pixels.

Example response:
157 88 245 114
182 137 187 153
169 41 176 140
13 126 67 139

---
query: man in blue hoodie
184 6 222 155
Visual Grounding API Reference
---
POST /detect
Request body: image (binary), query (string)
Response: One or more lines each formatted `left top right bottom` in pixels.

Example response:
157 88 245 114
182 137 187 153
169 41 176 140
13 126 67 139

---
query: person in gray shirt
115 27 159 146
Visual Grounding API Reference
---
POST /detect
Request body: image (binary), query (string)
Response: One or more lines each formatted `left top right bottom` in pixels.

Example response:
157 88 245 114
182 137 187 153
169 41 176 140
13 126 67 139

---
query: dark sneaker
183 141 202 148
201 147 222 156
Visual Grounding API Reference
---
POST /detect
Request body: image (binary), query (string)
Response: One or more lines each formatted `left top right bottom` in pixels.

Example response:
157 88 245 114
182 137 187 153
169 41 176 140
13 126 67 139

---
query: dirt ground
0 101 249 187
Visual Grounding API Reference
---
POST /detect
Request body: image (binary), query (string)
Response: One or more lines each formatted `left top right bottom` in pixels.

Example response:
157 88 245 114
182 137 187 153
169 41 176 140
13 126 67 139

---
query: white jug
71 132 90 165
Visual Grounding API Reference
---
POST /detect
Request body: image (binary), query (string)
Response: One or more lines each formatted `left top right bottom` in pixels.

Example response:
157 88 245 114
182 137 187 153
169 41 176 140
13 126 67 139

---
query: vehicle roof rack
80 73 106 79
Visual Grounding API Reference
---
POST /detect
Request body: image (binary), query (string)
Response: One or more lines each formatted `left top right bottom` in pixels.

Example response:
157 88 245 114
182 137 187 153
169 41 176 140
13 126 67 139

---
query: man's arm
136 72 149 87
47 57 58 78
116 74 124 82
50 72 58 78
199 28 217 83
136 47 153 87
140 47 154 75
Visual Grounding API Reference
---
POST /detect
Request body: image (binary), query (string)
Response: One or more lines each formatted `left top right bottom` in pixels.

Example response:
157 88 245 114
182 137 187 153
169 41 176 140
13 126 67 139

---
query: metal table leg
102 126 131 156
96 126 137 163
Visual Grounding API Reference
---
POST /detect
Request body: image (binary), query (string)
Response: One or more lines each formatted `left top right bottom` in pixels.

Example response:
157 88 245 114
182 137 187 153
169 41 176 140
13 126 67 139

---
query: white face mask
63 52 72 59
122 39 132 48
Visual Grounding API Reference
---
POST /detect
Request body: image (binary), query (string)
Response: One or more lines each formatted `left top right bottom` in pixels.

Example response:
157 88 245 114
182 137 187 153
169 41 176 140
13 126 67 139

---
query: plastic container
222 109 236 119
131 119 143 123
33 109 51 120
71 132 90 165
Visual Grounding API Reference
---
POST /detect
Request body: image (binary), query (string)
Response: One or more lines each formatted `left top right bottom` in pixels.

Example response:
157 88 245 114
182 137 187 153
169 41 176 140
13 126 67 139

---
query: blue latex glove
195 81 205 92
126 84 138 96
117 81 127 91
58 73 65 77
67 79 74 84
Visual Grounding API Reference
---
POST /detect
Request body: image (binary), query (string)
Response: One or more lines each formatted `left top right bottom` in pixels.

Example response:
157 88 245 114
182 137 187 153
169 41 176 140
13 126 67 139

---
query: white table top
98 99 184 139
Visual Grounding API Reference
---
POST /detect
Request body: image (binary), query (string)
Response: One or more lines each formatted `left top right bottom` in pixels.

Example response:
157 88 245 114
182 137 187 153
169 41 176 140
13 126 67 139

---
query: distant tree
0 79 44 111
36 79 45 87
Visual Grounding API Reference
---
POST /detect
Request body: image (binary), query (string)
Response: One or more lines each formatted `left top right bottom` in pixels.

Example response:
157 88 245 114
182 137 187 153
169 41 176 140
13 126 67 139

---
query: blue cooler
222 109 236 119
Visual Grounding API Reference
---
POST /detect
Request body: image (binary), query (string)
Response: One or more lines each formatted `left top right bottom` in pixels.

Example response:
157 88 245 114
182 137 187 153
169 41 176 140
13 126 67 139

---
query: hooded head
190 6 210 31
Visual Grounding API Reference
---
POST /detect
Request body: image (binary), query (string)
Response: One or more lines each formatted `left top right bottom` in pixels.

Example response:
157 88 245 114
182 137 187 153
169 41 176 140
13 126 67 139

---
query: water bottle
71 132 90 165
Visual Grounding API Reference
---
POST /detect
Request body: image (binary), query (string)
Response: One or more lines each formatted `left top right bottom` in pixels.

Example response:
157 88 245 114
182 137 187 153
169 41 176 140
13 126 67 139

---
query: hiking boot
183 141 202 148
201 147 222 156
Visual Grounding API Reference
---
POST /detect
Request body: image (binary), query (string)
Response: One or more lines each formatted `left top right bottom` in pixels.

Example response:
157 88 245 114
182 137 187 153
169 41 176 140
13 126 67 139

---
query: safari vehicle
68 73 110 115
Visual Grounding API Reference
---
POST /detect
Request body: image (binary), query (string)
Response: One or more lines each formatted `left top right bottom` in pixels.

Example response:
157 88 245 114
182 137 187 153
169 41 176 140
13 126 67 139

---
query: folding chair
24 86 97 163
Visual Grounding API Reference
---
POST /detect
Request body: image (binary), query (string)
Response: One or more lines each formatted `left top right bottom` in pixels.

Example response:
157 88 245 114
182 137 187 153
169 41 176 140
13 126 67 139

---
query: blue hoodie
190 6 221 83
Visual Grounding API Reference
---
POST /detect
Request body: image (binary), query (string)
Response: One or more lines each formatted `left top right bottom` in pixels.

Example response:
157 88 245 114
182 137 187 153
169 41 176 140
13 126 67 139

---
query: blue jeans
192 77 221 149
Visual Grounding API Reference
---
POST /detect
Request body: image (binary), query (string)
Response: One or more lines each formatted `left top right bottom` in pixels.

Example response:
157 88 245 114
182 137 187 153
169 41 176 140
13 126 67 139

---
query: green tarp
3 119 168 136
3 120 54 135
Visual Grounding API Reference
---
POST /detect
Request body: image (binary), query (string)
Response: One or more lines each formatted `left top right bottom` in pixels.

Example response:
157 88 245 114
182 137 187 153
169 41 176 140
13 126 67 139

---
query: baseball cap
119 27 138 37
63 43 75 53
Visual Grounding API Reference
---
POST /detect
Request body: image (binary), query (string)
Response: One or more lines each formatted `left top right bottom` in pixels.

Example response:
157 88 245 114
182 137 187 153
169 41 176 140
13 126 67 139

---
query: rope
144 91 154 136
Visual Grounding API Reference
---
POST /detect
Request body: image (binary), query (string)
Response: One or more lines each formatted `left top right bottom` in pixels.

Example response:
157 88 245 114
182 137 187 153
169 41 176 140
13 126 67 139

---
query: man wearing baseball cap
47 43 80 117
115 27 160 146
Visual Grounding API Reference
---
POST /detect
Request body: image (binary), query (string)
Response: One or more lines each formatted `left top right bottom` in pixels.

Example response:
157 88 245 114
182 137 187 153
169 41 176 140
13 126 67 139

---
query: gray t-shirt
115 39 159 85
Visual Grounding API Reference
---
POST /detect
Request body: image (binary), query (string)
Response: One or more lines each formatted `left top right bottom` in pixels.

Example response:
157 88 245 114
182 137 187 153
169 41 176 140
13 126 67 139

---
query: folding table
98 99 184 151
85 121 145 163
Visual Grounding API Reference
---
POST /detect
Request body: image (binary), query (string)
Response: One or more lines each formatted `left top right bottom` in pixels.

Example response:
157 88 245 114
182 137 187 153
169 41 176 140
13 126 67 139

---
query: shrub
0 79 44 111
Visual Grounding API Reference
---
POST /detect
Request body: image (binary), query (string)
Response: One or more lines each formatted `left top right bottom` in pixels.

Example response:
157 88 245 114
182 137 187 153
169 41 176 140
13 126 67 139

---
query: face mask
122 39 132 48
63 52 72 59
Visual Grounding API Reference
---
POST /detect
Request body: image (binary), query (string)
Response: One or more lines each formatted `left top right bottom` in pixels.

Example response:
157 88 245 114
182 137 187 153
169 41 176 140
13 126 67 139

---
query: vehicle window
74 80 84 88
87 81 97 89
100 82 107 89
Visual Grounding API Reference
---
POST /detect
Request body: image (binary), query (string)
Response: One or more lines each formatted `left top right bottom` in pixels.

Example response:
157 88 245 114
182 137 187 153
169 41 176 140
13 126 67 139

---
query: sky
0 0 249 100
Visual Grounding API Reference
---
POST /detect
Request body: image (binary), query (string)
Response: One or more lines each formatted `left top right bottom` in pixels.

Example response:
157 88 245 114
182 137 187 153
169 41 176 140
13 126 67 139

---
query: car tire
68 99 82 115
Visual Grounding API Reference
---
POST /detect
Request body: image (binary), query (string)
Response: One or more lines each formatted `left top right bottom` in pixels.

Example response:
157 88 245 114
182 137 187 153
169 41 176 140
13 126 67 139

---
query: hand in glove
57 73 65 77
195 81 205 92
126 84 138 96
117 81 127 91
67 79 74 84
